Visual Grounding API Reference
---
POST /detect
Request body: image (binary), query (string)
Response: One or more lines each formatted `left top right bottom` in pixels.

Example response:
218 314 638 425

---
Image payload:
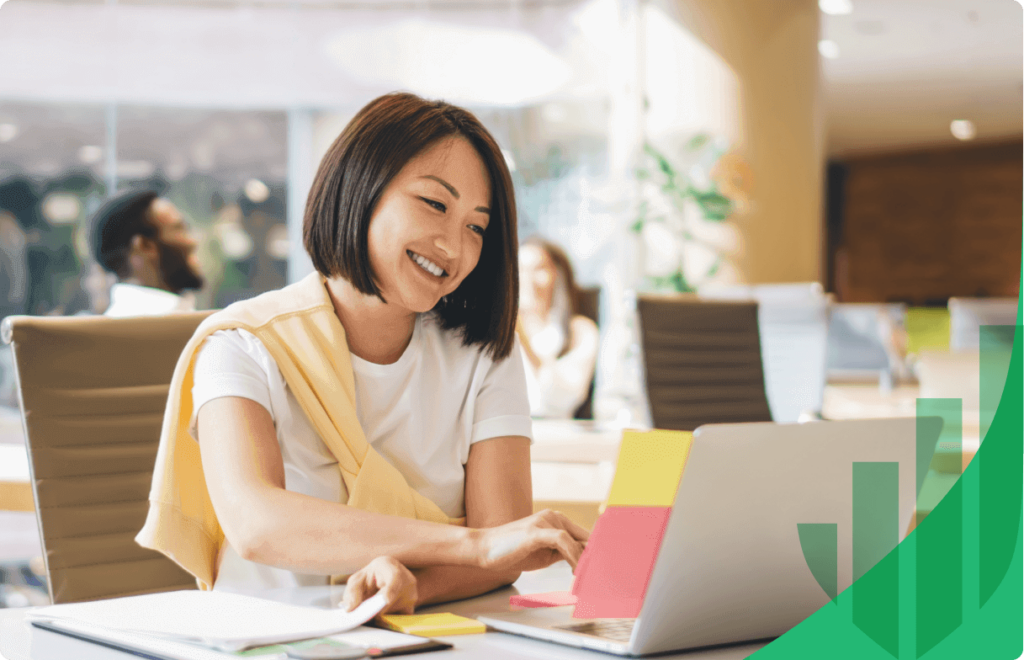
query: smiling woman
136 93 588 616
303 94 518 360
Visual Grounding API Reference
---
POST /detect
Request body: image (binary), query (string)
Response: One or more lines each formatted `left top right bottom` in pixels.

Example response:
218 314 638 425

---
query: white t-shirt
191 312 533 591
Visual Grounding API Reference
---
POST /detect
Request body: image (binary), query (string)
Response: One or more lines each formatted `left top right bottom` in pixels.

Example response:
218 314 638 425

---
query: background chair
2 312 212 604
572 285 600 420
700 282 830 422
826 302 907 383
637 295 772 431
948 297 1018 350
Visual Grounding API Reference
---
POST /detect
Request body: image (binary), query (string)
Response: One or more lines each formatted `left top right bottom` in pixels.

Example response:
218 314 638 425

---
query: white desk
0 443 32 512
0 564 768 659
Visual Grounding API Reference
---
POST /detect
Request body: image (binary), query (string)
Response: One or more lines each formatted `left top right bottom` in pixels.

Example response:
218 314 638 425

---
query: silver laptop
480 417 936 656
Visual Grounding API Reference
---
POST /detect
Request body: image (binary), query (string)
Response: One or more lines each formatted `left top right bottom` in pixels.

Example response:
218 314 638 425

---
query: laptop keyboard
555 619 637 642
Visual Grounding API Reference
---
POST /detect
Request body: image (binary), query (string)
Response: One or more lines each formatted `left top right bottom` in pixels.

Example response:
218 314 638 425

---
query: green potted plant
631 136 750 293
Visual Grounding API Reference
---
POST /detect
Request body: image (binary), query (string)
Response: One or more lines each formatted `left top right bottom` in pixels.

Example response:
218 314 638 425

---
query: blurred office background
0 0 1020 605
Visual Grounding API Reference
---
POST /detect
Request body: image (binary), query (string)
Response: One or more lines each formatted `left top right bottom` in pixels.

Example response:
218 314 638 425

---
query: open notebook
28 589 388 652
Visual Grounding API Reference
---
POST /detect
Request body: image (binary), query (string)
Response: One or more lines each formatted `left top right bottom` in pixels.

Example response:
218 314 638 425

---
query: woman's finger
342 573 369 612
381 576 415 614
552 514 591 542
552 528 584 570
530 527 583 570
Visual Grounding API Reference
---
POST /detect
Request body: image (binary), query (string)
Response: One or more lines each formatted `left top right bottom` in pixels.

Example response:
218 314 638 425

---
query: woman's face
367 137 492 313
518 244 557 316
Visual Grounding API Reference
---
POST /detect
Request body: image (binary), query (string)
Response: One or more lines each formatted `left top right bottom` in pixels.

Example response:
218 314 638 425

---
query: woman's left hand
341 556 418 614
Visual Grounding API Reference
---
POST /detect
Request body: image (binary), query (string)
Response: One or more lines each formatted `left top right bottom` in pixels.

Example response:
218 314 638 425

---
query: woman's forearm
412 565 521 607
235 484 478 576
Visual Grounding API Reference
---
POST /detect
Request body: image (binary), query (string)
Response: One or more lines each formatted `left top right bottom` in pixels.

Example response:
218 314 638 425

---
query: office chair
572 285 600 420
948 297 1018 351
2 312 212 603
637 295 773 431
700 282 830 422
826 302 907 382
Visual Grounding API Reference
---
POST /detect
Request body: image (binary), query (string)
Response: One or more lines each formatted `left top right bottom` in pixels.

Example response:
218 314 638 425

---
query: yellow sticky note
377 612 486 637
605 429 692 507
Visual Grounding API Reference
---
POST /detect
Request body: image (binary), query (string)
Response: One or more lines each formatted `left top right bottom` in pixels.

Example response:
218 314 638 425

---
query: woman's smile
407 250 448 279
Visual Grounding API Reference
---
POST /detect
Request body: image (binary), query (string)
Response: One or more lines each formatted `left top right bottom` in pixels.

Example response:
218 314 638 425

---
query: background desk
0 564 768 660
0 411 32 513
530 420 622 530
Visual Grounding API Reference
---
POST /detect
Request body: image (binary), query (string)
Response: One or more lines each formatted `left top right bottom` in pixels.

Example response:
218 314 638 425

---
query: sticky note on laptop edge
571 506 672 619
570 429 690 619
509 591 578 609
377 612 485 637
605 430 692 507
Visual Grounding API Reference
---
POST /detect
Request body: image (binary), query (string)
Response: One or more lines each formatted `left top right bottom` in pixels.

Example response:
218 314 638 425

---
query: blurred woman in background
517 236 599 419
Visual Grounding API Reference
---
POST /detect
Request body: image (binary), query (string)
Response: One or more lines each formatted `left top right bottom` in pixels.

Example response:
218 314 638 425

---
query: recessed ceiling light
78 145 103 164
854 20 886 36
950 120 976 141
818 40 841 59
819 0 853 16
42 193 82 224
244 178 270 203
116 160 155 179
0 123 18 143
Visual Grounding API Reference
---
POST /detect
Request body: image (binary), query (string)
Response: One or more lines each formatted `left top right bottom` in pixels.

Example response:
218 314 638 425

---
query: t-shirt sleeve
470 336 534 444
190 329 276 437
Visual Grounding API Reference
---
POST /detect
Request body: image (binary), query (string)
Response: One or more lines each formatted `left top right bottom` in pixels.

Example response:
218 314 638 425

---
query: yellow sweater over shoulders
135 272 461 590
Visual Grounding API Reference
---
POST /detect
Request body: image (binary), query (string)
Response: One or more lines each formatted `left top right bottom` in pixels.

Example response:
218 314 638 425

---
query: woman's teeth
409 251 446 277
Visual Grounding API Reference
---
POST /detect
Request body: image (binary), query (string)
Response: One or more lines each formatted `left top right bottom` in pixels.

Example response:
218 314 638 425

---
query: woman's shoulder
201 273 327 332
196 328 277 379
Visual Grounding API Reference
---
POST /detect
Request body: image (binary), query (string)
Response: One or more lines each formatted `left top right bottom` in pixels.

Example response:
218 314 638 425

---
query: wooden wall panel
834 141 1022 304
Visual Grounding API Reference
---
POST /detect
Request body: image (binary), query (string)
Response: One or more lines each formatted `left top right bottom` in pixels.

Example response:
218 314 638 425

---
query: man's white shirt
104 283 196 317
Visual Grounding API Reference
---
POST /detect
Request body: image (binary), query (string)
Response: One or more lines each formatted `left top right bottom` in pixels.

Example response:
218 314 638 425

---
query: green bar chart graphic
766 314 1022 659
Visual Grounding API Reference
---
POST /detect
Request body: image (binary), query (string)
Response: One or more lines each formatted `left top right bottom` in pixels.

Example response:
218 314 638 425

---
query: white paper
329 626 434 649
34 620 253 660
28 590 388 652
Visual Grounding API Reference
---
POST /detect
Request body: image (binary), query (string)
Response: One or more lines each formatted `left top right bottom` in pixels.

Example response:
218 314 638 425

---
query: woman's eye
468 224 486 236
421 197 446 213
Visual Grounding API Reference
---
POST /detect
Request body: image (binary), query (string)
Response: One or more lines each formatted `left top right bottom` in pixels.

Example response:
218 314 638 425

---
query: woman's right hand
475 510 590 573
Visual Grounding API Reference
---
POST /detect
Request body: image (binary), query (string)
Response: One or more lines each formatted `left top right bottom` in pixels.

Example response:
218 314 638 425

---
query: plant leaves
687 133 711 152
691 190 733 221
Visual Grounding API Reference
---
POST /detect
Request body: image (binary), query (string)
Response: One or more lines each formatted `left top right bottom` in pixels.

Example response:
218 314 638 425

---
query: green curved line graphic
979 323 1020 607
797 523 838 603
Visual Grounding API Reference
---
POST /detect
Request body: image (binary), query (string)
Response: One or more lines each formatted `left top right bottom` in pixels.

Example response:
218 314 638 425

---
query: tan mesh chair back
637 295 772 431
573 286 600 420
2 312 213 603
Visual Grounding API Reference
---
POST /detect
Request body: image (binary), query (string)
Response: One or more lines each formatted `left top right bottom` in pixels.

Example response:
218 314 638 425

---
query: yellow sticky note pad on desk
377 612 486 637
605 429 693 507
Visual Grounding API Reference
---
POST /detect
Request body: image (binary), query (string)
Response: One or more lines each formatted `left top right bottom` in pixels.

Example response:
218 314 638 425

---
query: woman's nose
434 223 462 259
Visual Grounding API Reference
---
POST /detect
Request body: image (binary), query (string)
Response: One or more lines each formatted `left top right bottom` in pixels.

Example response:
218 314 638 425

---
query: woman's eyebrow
421 174 490 214
421 175 460 199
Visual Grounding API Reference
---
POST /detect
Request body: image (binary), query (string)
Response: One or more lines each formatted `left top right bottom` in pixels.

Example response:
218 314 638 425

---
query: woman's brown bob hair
303 93 519 360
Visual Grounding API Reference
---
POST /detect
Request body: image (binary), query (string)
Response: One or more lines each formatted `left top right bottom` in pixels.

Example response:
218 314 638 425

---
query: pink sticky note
509 591 578 609
571 506 671 619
